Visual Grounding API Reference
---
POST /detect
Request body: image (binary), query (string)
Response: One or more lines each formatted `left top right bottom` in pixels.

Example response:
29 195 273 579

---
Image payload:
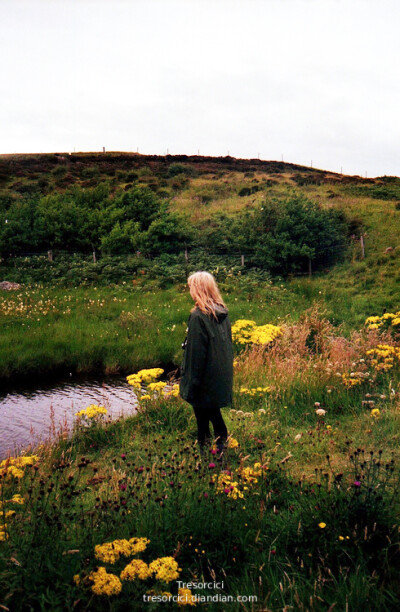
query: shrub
167 163 196 178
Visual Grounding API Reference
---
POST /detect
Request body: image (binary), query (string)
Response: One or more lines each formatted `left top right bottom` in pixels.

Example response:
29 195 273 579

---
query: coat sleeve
182 314 209 401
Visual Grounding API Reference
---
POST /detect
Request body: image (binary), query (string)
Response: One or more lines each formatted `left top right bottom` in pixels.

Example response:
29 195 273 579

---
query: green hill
1 151 399 307
0 152 399 381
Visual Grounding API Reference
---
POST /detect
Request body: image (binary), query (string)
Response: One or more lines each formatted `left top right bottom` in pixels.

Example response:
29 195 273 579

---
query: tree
100 220 141 254
0 199 38 254
248 196 348 273
118 186 161 231
141 207 194 253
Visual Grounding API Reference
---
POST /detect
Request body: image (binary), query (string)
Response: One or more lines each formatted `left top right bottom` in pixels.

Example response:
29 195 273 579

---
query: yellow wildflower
318 522 326 529
232 319 282 346
213 472 244 499
9 494 24 505
89 567 122 596
0 530 8 541
149 557 181 582
0 455 39 479
127 368 164 388
227 437 239 449
129 537 150 555
94 537 149 564
75 405 107 419
365 312 400 330
120 559 151 581
147 381 167 393
239 385 271 397
178 587 196 606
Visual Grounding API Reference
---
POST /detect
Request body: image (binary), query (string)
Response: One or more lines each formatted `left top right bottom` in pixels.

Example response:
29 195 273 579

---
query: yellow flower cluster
365 312 400 330
75 536 183 596
0 494 24 510
148 557 181 583
88 567 122 596
370 408 381 418
8 494 24 505
126 368 164 389
0 493 25 541
0 455 39 479
341 372 364 388
212 462 264 500
0 527 8 542
213 472 244 499
227 437 239 449
75 405 108 419
239 462 263 485
95 537 150 564
366 344 400 371
239 385 271 397
165 385 180 397
120 559 151 581
231 319 282 346
178 587 196 606
147 381 167 394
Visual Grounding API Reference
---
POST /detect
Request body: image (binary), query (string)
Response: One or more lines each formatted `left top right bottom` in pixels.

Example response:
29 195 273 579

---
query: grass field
1 311 400 610
0 280 305 382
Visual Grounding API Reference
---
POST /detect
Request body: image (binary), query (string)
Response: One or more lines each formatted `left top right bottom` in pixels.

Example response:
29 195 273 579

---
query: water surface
0 375 138 460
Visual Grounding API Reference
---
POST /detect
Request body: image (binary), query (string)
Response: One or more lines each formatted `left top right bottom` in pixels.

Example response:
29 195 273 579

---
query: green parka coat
179 305 233 410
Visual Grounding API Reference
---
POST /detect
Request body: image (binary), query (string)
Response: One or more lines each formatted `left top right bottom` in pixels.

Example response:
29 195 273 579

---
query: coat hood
213 304 228 323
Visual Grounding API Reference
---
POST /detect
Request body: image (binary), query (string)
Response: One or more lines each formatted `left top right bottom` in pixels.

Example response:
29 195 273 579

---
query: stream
0 375 138 460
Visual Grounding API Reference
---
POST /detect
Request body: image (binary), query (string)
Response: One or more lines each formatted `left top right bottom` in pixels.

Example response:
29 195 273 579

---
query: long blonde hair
188 271 226 318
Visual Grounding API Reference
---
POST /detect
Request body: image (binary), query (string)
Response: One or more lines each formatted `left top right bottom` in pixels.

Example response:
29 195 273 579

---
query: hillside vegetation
0 152 399 382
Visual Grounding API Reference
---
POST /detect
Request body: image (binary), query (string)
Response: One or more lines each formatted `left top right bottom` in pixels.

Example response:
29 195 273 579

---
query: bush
346 180 400 201
167 163 196 178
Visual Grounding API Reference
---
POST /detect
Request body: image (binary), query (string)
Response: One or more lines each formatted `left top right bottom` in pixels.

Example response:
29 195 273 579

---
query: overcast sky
1 0 399 177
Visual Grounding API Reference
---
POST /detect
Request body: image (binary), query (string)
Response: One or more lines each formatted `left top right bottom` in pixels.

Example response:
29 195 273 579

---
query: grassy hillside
1 151 398 251
0 152 399 382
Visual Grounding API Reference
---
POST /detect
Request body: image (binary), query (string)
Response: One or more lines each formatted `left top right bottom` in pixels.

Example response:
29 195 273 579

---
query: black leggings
192 404 228 448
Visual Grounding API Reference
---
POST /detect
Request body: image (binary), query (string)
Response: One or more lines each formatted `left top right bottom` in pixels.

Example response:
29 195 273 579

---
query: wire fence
2 235 365 278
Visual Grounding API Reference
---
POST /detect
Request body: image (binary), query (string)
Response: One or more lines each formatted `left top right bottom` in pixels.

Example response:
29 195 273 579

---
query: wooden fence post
241 254 245 266
184 247 189 263
93 251 97 263
360 235 365 259
48 250 53 262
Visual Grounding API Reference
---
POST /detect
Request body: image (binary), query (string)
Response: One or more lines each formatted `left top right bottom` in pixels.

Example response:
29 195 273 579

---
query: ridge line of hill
0 151 378 181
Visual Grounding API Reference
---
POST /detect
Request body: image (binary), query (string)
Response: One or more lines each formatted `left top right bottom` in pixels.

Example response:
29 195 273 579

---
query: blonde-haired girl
179 271 233 452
